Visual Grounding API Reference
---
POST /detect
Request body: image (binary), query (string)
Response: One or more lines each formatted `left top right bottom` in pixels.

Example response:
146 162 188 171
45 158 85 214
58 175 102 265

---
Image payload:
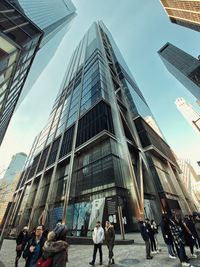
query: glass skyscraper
158 42 200 101
160 0 200 32
0 0 76 146
9 22 194 233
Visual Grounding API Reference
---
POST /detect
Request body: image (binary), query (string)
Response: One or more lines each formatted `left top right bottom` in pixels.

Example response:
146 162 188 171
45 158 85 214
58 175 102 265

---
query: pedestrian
187 214 200 251
147 219 157 253
105 221 115 266
169 216 192 267
181 216 197 258
138 218 153 260
23 225 45 267
193 214 200 250
151 219 160 252
160 215 176 259
15 226 29 267
89 221 104 266
37 224 68 267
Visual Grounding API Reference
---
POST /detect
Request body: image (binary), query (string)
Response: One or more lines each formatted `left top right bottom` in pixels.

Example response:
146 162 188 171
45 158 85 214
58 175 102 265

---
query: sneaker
146 256 153 260
181 263 190 267
169 255 176 259
190 254 197 258
112 259 115 264
89 262 95 266
151 251 157 254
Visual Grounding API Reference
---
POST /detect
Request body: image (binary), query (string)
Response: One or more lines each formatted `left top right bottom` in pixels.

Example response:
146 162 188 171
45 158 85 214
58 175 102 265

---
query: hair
96 221 101 224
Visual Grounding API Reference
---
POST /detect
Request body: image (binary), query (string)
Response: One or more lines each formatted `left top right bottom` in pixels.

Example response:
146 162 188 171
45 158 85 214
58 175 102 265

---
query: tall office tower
158 42 200 101
175 97 200 134
0 0 76 146
2 152 27 182
160 0 200 32
9 22 194 233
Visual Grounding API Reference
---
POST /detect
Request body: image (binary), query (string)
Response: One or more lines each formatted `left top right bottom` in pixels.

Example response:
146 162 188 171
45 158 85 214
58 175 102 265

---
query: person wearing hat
15 226 29 267
39 224 68 267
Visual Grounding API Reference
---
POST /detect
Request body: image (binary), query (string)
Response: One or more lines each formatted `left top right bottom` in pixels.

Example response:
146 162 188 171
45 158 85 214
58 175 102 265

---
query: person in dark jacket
23 225 45 267
105 221 115 266
15 226 29 267
160 215 176 259
145 219 157 254
187 215 200 251
193 214 200 250
181 216 197 258
42 224 68 267
138 218 153 260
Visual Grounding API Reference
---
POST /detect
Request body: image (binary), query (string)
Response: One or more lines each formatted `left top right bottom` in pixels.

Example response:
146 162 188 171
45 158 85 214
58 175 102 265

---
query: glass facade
0 0 43 145
9 0 76 45
158 42 200 101
11 22 194 233
0 0 76 146
160 0 200 32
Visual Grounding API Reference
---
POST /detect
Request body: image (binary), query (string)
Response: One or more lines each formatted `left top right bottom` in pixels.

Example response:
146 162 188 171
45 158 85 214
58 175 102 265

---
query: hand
165 235 168 238
29 246 35 253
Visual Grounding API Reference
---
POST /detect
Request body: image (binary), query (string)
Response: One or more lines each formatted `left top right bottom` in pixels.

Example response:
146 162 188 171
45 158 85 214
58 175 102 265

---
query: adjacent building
0 0 76 146
158 42 200 101
160 0 200 32
175 97 200 134
178 158 200 210
2 152 27 182
9 22 194 234
0 173 21 226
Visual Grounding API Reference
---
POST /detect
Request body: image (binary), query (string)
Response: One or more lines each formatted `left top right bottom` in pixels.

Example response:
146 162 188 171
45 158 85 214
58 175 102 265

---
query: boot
112 258 115 264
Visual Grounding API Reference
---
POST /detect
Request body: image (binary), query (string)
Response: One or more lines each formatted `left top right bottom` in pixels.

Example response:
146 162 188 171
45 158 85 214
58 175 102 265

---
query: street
0 233 200 267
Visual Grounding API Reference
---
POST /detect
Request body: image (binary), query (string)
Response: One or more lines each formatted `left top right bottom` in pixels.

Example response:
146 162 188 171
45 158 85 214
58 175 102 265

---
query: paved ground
0 233 200 267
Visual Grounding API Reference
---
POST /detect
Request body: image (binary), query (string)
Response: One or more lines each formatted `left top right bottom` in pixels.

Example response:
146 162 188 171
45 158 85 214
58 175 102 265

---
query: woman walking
151 220 159 252
105 221 115 266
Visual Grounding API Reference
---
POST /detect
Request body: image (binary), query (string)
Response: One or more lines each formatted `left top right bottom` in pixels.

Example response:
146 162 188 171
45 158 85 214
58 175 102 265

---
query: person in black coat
105 221 115 266
160 215 176 259
138 218 153 260
15 226 29 267
23 225 45 267
146 219 157 253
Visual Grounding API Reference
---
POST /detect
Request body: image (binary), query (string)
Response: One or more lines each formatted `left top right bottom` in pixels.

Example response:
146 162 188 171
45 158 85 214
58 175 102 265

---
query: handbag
16 244 22 251
36 257 53 267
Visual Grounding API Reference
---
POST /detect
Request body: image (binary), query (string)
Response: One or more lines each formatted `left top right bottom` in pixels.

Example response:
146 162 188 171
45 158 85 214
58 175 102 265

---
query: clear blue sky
0 0 200 175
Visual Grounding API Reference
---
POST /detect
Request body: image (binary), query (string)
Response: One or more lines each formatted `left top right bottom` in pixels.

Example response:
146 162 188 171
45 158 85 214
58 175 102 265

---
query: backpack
36 257 53 267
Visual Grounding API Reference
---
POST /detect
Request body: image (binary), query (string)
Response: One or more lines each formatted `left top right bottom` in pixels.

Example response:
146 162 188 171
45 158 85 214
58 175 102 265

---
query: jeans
145 239 151 258
150 235 157 251
92 243 103 264
167 244 175 256
107 244 114 259
177 243 187 263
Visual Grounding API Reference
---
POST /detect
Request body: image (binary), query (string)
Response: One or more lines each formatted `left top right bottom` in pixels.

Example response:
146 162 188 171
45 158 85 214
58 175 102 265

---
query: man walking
89 221 104 266
138 218 153 260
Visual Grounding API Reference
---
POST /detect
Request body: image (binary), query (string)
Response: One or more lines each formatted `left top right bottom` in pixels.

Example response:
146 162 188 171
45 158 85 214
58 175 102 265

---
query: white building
175 97 200 134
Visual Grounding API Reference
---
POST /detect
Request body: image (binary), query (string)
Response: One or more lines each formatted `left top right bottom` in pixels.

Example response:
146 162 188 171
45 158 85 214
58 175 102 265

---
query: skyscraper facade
2 152 27 182
0 0 76 146
160 0 200 32
9 22 194 233
158 42 200 100
175 97 200 134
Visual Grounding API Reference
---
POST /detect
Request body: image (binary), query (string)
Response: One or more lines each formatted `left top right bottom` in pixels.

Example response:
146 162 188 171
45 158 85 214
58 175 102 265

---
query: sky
0 0 200 176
